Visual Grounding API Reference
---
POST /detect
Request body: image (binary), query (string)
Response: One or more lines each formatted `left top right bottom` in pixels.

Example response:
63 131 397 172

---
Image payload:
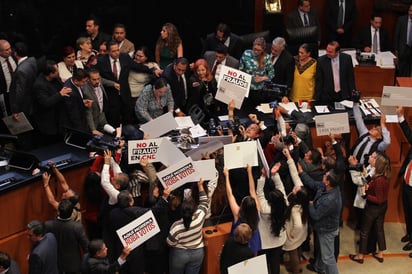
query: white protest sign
116 210 160 251
228 254 268 274
128 137 186 166
156 157 200 191
140 112 178 138
314 112 350 136
223 140 258 170
381 86 412 107
215 65 251 109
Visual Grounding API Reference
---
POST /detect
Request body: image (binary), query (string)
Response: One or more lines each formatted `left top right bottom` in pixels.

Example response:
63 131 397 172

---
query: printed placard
116 210 160 250
156 157 200 191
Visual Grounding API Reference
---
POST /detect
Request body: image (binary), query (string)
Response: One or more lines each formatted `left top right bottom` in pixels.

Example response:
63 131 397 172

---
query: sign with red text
116 210 160 250
156 157 200 191
128 137 186 166
215 65 251 109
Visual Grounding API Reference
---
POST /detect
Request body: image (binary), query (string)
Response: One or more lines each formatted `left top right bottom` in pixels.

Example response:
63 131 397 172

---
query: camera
208 118 218 136
226 117 242 136
86 135 122 155
38 162 55 175
282 134 296 145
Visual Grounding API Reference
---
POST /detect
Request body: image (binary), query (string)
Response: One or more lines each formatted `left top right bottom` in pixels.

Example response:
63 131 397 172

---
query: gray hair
272 37 286 49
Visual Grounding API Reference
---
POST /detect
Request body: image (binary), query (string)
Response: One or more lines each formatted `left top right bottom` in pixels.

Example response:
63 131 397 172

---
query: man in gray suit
82 68 113 135
203 44 239 83
394 4 412 76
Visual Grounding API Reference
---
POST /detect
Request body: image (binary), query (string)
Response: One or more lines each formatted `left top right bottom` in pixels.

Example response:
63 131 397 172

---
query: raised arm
247 164 260 212
42 172 59 209
224 167 240 222
51 164 69 192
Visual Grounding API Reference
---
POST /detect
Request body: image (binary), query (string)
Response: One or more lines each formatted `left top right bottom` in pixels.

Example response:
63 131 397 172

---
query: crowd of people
2 1 412 274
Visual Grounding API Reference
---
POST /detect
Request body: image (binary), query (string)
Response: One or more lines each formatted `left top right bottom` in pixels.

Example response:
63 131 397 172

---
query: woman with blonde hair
349 151 391 264
239 37 274 109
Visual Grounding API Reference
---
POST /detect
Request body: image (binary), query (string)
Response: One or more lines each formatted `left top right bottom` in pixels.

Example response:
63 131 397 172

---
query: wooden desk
202 222 232 274
0 164 91 274
354 65 395 97
396 77 412 87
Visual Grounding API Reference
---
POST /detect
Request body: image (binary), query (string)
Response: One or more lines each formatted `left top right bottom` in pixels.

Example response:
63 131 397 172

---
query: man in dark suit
27 220 59 274
94 40 135 127
203 44 239 82
286 0 321 46
314 41 355 104
0 250 21 274
32 60 72 147
8 42 38 150
81 14 111 52
396 106 412 257
394 4 412 77
352 13 391 53
270 37 294 96
325 0 356 48
162 57 190 116
45 199 89 274
62 68 92 134
202 23 244 60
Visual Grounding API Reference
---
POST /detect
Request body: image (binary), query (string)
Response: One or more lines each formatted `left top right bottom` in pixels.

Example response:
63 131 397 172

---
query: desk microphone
205 203 228 235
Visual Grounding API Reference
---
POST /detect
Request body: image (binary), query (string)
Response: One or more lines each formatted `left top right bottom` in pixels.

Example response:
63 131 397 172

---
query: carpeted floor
280 222 412 274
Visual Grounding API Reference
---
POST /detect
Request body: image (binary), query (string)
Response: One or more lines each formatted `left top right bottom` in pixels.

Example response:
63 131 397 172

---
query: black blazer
352 26 391 52
62 79 90 133
203 32 244 60
399 120 412 176
286 8 321 41
326 0 356 33
271 49 295 92
314 52 355 104
162 63 191 113
32 74 65 135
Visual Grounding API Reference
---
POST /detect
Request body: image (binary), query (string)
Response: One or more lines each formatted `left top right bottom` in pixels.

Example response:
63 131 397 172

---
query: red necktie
112 59 118 81
405 161 412 186
6 58 14 75
211 61 220 76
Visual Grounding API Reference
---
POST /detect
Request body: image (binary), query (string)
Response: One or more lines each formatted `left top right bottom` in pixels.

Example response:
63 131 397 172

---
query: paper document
314 105 330 113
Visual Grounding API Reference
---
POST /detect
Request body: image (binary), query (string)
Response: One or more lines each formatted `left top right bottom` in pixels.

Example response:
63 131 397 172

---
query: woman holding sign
167 179 209 274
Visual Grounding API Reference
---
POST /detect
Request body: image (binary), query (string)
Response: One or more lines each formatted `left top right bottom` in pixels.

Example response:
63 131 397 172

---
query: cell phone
269 100 278 108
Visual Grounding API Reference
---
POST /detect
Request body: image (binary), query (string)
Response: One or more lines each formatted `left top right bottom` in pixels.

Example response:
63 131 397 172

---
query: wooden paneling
354 66 395 97
0 164 91 274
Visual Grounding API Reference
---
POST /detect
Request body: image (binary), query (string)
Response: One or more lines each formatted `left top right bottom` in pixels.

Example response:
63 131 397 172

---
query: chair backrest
240 30 271 53
188 104 206 125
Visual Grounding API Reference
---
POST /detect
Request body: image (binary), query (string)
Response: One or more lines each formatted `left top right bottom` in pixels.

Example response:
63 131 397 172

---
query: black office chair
286 26 319 59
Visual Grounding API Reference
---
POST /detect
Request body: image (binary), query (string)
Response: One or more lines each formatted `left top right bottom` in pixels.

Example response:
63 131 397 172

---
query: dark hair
135 45 155 62
153 77 168 89
215 44 229 55
114 173 130 191
264 179 287 236
216 23 231 38
174 57 189 66
58 199 74 219
371 12 383 20
113 23 126 32
300 43 312 54
41 60 57 76
285 187 309 225
181 199 196 230
72 68 88 81
27 220 45 236
309 148 322 165
322 156 336 171
239 196 259 231
117 190 132 208
328 41 341 52
14 42 28 57
0 251 11 269
86 14 101 26
61 45 75 60
88 239 105 257
326 169 343 188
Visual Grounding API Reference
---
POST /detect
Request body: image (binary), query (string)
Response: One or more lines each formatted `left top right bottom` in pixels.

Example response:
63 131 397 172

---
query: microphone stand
205 203 228 235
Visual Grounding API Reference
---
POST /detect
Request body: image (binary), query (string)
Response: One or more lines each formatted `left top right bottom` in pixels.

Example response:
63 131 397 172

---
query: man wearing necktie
0 39 17 131
326 0 356 48
396 106 412 257
352 13 391 54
